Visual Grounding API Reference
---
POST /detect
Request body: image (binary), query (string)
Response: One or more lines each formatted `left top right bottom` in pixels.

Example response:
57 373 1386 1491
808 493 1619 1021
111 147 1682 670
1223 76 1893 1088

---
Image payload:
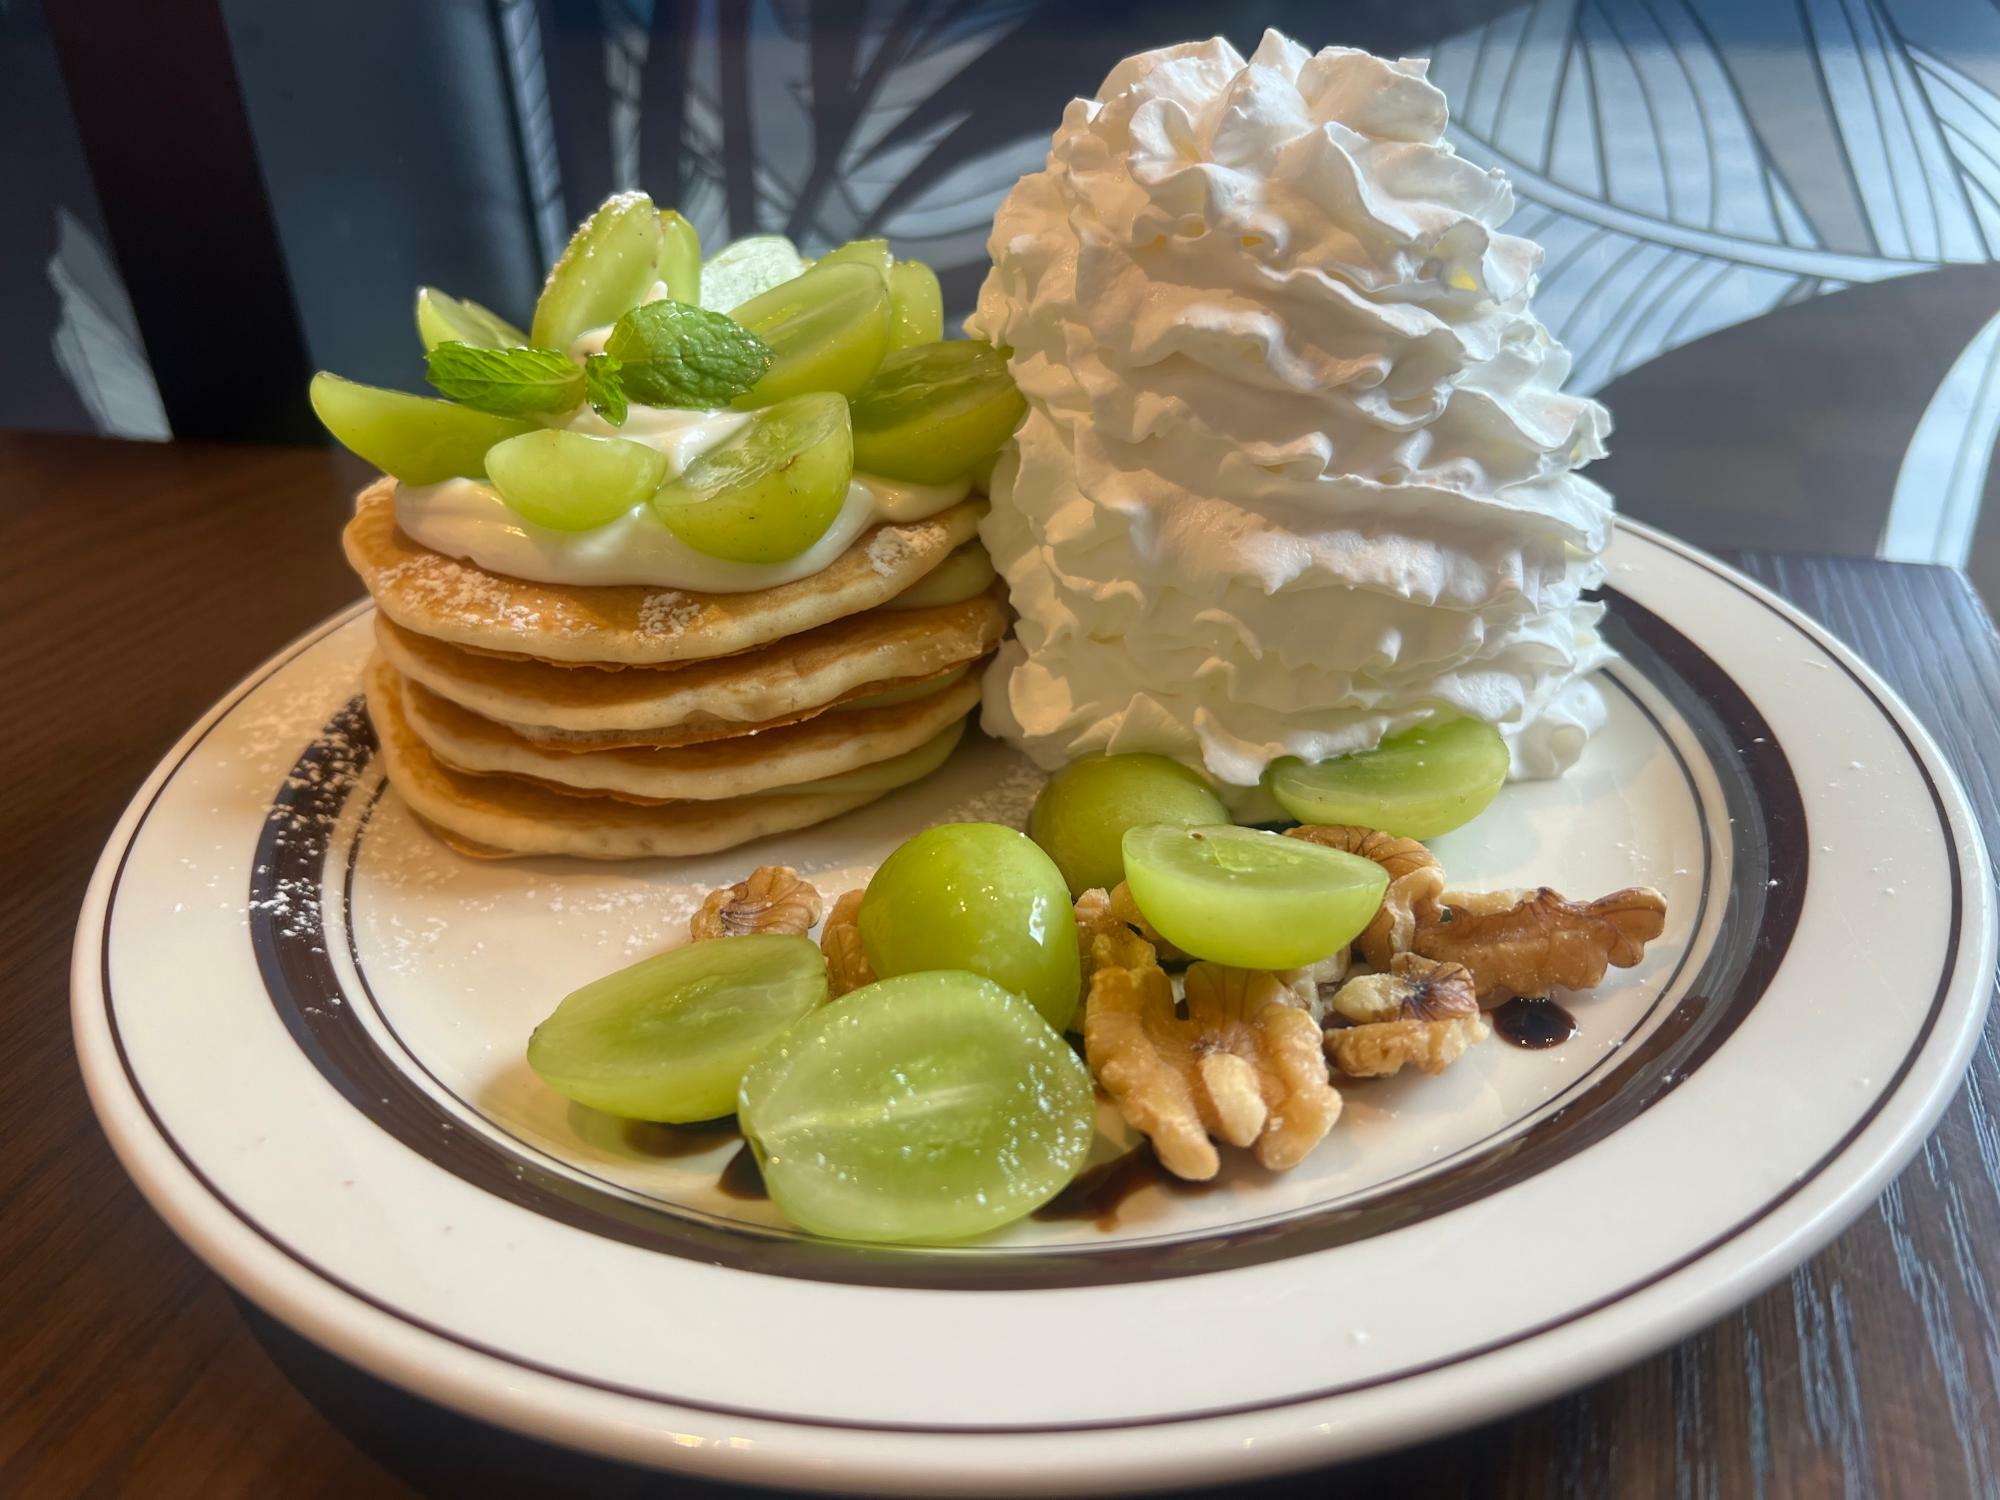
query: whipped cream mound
967 29 1615 801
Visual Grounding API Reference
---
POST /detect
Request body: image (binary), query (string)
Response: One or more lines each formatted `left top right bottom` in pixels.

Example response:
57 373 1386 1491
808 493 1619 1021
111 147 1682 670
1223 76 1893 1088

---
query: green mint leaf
584 353 628 426
425 342 584 415
604 300 772 408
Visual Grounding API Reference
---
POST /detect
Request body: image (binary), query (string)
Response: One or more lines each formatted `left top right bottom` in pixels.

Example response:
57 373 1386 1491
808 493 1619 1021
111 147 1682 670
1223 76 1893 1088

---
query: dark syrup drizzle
621 1116 743 1159
717 1142 769 1200
1032 1144 1218 1229
1492 996 1579 1049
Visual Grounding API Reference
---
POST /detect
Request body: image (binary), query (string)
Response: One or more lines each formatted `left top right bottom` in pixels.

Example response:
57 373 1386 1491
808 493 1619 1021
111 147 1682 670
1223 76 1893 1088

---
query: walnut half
690 865 824 941
1284 825 1444 968
1324 954 1489 1078
1084 931 1341 1181
820 889 874 997
1412 886 1667 1005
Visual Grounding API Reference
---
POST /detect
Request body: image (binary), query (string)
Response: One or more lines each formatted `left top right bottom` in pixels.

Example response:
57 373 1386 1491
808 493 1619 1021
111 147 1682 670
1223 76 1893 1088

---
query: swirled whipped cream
967 30 1615 799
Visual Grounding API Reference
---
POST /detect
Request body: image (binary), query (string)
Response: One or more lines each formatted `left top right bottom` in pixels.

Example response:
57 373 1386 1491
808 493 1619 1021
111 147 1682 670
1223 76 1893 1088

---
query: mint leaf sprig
605 301 772 408
424 343 584 415
423 301 771 426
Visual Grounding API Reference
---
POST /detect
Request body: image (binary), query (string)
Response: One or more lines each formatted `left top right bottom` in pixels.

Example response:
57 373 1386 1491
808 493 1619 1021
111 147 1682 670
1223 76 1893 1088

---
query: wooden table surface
4 429 1997 1499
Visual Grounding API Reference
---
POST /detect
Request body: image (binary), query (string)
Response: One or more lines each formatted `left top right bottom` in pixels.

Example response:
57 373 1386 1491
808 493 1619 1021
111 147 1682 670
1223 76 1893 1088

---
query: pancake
371 586 1008 745
365 654 928 859
397 662 982 802
344 479 986 666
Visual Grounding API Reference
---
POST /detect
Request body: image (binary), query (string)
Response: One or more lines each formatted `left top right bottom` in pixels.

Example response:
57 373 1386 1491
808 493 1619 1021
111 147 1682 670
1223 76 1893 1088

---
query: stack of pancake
343 479 1004 858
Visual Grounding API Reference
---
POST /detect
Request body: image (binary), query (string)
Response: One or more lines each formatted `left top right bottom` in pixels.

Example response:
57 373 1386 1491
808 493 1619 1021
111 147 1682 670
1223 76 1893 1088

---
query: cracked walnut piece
689 865 824 941
1073 887 1126 1002
1324 954 1490 1078
820 889 874 997
1412 886 1668 1006
1284 825 1444 968
1084 930 1341 1181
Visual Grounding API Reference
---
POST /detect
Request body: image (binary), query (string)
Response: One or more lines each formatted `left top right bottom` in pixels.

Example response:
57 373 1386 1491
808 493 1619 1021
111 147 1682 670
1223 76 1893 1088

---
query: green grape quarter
415 287 527 352
309 373 534 484
883 543 996 610
485 428 669 531
656 209 701 303
730 261 892 404
650 392 853 563
815 237 892 275
1121 824 1389 969
850 341 1026 484
886 260 944 349
527 934 827 1122
698 234 807 312
531 191 665 351
738 971 1094 1242
1029 754 1230 897
1267 717 1510 839
858 822 1082 1032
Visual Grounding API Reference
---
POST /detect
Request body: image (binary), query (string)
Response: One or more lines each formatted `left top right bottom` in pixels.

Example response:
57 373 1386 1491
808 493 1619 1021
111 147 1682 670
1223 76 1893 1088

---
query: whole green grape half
1029 754 1230 897
849 341 1026 484
527 933 827 1122
531 191 665 351
656 209 701 304
650 392 852 563
729 261 892 405
738 970 1095 1242
886 260 944 349
1120 824 1389 969
858 822 1081 1032
815 237 893 275
882 544 996 610
415 287 527 352
485 428 669 531
309 373 534 484
697 234 807 312
1266 716 1510 839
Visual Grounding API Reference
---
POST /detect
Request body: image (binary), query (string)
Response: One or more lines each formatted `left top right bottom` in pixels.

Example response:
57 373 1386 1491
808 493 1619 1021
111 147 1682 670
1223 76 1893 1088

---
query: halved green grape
656 209 701 303
309 373 534 484
858 822 1081 1032
527 933 827 1122
730 261 892 405
1121 824 1389 969
886 260 944 349
754 716 965 796
882 544 996 610
738 970 1094 1243
816 237 892 275
415 287 527 352
485 428 669 531
1029 755 1230 897
698 233 807 312
850 341 1026 484
531 191 665 351
1266 716 1510 839
650 392 852 563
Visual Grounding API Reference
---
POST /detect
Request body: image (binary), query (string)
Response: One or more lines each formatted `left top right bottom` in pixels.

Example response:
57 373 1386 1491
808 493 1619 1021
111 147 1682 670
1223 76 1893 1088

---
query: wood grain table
4 430 1997 1499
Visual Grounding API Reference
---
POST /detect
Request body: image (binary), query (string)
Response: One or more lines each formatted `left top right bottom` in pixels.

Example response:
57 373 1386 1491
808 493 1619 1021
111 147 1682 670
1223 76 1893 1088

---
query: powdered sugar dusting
637 590 703 636
379 555 545 631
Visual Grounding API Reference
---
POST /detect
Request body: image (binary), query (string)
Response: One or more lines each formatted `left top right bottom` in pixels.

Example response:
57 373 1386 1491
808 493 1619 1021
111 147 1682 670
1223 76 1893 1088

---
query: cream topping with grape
396 402 970 592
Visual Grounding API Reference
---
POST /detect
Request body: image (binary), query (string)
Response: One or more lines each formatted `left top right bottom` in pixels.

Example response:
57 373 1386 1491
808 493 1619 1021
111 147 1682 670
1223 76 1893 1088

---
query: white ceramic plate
73 519 1993 1495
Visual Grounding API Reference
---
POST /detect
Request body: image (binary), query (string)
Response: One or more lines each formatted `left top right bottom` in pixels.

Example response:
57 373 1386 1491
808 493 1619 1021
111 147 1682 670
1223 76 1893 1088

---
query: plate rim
70 521 1997 1492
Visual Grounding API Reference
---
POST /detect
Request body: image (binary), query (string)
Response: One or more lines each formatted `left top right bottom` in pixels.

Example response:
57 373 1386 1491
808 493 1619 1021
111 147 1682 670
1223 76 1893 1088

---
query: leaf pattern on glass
1430 0 2000 394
